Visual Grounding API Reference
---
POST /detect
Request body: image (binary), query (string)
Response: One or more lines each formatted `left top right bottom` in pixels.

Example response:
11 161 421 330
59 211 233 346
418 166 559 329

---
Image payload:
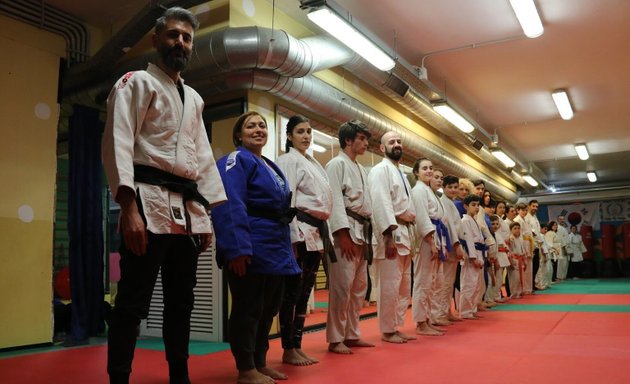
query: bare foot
416 322 444 336
257 367 287 380
237 369 275 384
382 332 407 343
433 318 452 326
328 342 353 354
395 331 417 341
344 339 375 348
296 349 319 364
429 322 447 333
447 314 463 322
282 349 312 366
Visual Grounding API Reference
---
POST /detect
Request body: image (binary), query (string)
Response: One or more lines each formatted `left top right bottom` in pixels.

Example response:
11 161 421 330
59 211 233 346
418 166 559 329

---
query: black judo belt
296 210 337 263
247 206 297 225
133 164 210 209
345 208 373 264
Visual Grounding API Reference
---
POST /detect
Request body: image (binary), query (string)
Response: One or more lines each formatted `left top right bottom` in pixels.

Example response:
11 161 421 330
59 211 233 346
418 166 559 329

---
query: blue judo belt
431 218 452 262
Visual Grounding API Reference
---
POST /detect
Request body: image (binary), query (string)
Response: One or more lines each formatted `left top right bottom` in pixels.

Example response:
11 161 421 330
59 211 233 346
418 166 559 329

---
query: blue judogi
212 147 301 275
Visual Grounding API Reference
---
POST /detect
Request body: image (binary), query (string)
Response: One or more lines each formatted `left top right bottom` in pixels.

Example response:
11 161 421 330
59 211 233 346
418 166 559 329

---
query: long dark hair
285 115 310 153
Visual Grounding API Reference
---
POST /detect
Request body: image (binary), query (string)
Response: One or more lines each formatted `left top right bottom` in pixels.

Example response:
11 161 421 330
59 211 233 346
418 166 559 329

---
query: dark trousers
227 271 284 371
567 261 583 278
551 259 558 281
532 249 540 290
279 243 322 350
108 233 199 383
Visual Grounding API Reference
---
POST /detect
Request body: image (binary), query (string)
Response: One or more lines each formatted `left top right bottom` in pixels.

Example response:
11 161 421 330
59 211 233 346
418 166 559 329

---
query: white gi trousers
326 243 368 343
523 258 534 293
557 257 569 280
460 259 485 318
485 266 504 302
412 241 437 324
508 262 523 298
375 254 411 334
430 257 456 320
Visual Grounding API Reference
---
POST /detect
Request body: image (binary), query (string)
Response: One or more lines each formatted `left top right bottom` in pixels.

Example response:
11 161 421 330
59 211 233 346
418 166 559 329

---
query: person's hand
336 229 357 260
430 243 439 260
384 234 397 259
475 259 484 269
198 233 212 253
117 187 147 256
229 255 251 277
455 244 464 260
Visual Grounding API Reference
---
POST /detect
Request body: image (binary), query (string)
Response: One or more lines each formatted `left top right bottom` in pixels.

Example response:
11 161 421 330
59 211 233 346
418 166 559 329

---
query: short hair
473 179 485 187
284 115 309 152
338 120 371 148
232 111 267 147
443 175 459 186
496 200 506 210
528 199 539 206
510 222 521 230
490 214 501 223
156 7 200 33
515 202 528 211
463 194 480 206
433 168 444 175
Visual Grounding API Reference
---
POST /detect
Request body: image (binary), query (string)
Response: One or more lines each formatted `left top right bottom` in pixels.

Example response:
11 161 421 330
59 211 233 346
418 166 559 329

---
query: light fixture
551 89 574 120
522 174 539 187
574 143 589 160
311 143 327 153
509 0 544 38
432 102 475 133
587 171 597 182
490 148 516 168
307 7 395 71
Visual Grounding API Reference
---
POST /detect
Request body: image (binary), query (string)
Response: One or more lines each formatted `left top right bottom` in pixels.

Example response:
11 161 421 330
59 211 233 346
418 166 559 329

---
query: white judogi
567 233 587 262
508 235 528 298
277 148 332 251
102 63 226 234
514 215 534 293
411 181 443 324
486 230 511 301
368 158 416 334
459 214 485 318
431 194 463 320
325 151 372 344
556 225 570 279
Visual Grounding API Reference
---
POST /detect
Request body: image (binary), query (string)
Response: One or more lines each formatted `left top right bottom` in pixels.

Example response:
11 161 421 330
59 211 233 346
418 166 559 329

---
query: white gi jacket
326 151 372 245
411 181 443 254
368 158 416 258
495 230 511 267
556 225 569 259
567 233 587 262
277 147 333 251
440 194 463 251
514 215 533 257
461 215 484 259
525 213 545 246
102 63 226 235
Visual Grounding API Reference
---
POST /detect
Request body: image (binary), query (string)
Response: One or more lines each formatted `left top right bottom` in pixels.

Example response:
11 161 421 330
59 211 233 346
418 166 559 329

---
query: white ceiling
32 0 630 197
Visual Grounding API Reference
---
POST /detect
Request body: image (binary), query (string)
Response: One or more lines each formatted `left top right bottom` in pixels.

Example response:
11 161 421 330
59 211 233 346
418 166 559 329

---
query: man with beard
102 7 227 384
368 131 418 343
525 200 544 290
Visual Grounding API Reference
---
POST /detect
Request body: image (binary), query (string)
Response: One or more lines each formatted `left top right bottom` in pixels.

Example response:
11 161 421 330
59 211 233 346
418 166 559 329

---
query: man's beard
159 45 190 72
386 147 403 161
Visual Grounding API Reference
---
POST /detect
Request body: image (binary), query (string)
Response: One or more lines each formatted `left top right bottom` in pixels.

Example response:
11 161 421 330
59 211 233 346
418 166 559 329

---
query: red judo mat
3 293 630 383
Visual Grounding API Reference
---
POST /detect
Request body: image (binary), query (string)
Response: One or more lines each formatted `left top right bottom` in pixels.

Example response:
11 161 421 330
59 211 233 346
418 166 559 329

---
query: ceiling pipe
0 0 88 64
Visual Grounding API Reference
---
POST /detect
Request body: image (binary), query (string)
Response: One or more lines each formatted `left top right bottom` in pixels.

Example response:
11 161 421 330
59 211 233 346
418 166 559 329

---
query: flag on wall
599 199 630 221
547 203 601 230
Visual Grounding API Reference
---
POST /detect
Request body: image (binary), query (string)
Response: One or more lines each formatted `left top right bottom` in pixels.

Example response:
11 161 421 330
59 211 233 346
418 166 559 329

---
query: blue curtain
67 104 105 343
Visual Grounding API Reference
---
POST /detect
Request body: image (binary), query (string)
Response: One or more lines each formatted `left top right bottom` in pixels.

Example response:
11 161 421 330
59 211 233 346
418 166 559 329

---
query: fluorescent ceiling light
509 0 544 38
574 143 589 160
522 174 539 187
552 89 574 120
490 149 516 168
587 171 597 182
432 102 475 133
307 8 395 71
311 143 327 153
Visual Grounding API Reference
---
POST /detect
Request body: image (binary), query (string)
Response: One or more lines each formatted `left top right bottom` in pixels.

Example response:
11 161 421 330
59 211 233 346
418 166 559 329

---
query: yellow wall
0 15 62 349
